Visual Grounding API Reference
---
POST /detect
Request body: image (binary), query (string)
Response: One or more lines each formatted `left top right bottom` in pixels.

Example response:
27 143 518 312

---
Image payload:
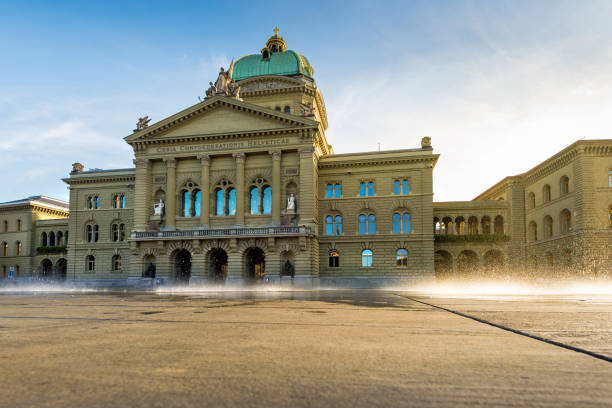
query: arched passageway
209 248 228 282
434 250 453 279
244 247 265 283
483 250 504 272
457 250 479 274
40 259 53 278
56 258 67 280
173 250 192 283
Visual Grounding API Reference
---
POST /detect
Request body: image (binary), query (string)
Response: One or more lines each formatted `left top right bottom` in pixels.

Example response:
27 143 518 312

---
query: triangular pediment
125 96 319 143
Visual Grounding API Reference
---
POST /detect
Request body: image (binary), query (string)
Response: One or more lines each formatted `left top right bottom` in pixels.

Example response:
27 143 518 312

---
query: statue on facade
421 136 432 149
153 199 165 216
227 78 240 98
71 162 84 173
300 102 314 116
287 193 296 211
212 60 240 98
205 82 217 98
136 116 151 130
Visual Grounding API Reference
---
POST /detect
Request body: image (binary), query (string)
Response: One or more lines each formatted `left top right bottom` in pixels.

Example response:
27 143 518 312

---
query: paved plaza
0 289 611 407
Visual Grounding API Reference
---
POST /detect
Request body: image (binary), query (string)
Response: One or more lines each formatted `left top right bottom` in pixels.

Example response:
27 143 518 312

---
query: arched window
559 209 571 234
216 189 225 216
361 249 373 267
543 185 551 203
263 186 272 214
329 250 339 268
193 190 201 217
560 176 569 195
543 215 553 238
358 214 367 234
3 220 7 232
529 221 538 242
528 192 536 209
468 216 478 234
112 223 125 242
112 255 122 271
2 242 7 256
358 214 375 235
481 216 491 234
325 215 343 235
248 178 270 215
494 216 504 234
250 187 260 214
17 219 21 232
392 213 401 233
182 190 190 217
49 232 55 247
87 255 95 271
41 232 47 247
16 241 21 256
402 213 411 233
455 216 466 235
57 231 63 246
393 213 411 234
284 106 291 113
367 214 375 234
228 188 236 215
396 249 408 266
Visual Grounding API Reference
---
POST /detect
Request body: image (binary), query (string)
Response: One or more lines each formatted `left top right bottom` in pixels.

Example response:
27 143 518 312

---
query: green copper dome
232 50 314 81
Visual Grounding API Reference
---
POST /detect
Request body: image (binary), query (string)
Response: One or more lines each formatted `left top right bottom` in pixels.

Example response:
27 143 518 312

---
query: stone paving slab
0 291 610 408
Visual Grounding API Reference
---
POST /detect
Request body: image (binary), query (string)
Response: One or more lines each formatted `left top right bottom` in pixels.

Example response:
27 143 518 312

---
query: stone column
199 155 210 227
133 158 150 232
164 158 176 230
234 153 245 226
270 150 281 225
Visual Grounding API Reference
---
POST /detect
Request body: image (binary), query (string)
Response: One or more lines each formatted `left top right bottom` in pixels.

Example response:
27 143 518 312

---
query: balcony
130 226 312 241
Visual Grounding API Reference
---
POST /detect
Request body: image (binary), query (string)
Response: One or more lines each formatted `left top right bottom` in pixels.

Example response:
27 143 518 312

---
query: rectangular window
334 184 341 198
359 182 366 197
326 184 333 199
609 170 612 187
367 182 375 196
393 180 401 195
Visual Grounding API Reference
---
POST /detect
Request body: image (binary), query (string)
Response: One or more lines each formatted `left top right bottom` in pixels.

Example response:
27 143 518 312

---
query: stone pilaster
199 155 210 227
234 153 245 226
270 150 281 225
507 177 525 269
164 158 176 230
133 158 150 232
298 146 316 230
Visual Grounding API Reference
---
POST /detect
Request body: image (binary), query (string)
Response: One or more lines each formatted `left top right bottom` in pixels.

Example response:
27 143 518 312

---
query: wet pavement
0 289 610 407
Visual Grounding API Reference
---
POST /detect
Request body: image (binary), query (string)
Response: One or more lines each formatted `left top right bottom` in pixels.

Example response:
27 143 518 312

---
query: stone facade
1 33 611 286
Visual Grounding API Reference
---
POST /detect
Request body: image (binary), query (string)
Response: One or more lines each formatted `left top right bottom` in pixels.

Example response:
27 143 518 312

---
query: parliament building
1 31 611 287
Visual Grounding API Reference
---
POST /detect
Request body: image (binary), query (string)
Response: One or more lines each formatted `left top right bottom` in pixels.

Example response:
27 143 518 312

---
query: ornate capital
133 158 149 169
164 158 176 168
233 152 245 163
198 154 211 165
269 150 282 160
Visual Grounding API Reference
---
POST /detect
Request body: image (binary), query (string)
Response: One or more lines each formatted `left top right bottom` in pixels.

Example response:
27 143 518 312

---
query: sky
1 0 612 203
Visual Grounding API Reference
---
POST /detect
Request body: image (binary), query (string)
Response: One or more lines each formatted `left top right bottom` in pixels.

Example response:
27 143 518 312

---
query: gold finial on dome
265 27 287 54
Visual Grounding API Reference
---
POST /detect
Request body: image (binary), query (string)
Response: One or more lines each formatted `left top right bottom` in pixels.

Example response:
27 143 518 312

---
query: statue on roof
205 82 217 98
213 59 239 98
136 116 151 130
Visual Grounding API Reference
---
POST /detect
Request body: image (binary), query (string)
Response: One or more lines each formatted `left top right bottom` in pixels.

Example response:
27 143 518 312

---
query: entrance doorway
174 249 192 283
56 258 67 280
245 247 265 283
209 248 228 282
40 259 53 279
